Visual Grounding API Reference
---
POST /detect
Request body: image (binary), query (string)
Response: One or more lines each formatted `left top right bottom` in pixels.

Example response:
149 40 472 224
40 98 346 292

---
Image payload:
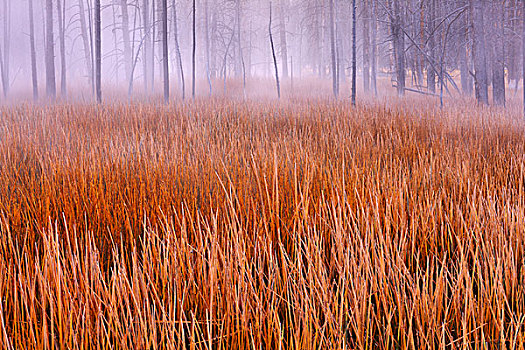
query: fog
0 0 523 107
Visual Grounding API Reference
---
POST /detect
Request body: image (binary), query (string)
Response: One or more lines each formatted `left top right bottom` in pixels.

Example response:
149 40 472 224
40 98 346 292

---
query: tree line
0 0 524 109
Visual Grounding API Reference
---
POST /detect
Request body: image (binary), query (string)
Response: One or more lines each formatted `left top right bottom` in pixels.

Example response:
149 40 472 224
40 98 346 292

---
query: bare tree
45 0 57 99
362 0 370 92
351 0 356 105
120 0 132 84
29 0 39 100
161 0 169 103
57 0 67 97
279 0 288 79
79 0 94 92
371 0 377 95
1 0 10 98
269 2 280 99
192 0 196 100
95 0 102 103
143 0 151 92
471 0 488 105
391 0 405 96
172 0 185 99
329 0 338 98
492 0 505 106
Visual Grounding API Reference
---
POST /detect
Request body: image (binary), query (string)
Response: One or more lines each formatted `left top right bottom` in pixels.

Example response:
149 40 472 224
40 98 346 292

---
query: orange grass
1 98 525 348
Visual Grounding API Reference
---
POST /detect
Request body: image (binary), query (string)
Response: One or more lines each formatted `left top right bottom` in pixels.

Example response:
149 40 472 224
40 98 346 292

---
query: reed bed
0 98 525 349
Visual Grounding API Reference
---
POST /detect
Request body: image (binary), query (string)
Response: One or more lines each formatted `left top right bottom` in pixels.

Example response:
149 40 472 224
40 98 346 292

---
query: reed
0 98 524 349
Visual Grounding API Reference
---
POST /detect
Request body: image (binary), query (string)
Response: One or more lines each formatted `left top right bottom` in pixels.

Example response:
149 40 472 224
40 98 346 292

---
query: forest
2 0 525 349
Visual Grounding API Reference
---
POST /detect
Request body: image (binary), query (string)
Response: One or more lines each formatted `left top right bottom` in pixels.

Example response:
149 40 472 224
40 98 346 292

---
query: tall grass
1 98 525 348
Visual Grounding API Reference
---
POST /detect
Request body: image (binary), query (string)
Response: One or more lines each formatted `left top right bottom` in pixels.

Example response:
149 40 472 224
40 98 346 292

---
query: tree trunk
57 0 67 97
161 0 169 103
143 0 151 92
329 0 338 98
492 0 505 106
371 0 377 95
472 0 489 105
79 0 94 91
45 0 56 99
1 0 10 98
237 0 246 98
460 0 472 95
120 0 132 84
210 2 217 79
95 0 102 103
269 2 280 99
362 0 370 92
172 0 185 99
205 0 212 96
151 0 155 91
29 0 39 100
392 0 405 96
427 0 436 93
192 0 196 100
522 0 525 118
278 0 288 79
352 0 356 105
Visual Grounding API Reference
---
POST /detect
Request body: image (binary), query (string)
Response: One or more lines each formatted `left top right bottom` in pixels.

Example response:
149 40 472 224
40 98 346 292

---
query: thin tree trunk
352 0 356 105
522 0 525 118
237 0 246 98
269 2 280 99
143 0 151 92
45 0 56 99
460 0 472 95
120 0 132 84
210 2 217 79
172 0 185 99
392 0 405 96
362 0 370 92
57 0 67 97
205 0 212 96
79 0 94 91
1 0 10 98
1 0 10 97
29 0 39 100
492 0 505 106
371 0 377 95
329 0 338 98
161 0 169 103
472 0 489 105
192 0 196 100
278 0 288 79
427 0 436 93
95 0 102 103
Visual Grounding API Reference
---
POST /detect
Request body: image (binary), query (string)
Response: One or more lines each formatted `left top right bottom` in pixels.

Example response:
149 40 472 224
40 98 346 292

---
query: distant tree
29 0 39 100
95 0 102 103
45 0 57 99
329 0 338 98
269 2 280 99
78 0 94 92
57 0 67 97
161 0 169 103
0 0 10 98
192 0 196 100
492 0 505 106
172 0 185 99
471 0 489 105
351 0 356 105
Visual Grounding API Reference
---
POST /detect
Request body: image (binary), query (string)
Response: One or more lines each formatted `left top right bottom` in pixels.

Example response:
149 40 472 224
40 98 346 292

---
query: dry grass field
1 96 525 348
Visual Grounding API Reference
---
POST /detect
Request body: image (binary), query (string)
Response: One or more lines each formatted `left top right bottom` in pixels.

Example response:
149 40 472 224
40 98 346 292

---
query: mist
0 0 523 108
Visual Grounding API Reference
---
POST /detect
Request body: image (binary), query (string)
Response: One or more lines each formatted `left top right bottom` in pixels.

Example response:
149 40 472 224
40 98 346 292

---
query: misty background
0 0 522 105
